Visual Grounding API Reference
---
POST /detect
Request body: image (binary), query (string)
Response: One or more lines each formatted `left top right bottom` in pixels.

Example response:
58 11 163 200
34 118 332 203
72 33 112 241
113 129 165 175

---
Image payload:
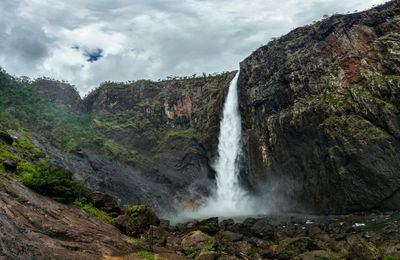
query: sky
0 0 389 95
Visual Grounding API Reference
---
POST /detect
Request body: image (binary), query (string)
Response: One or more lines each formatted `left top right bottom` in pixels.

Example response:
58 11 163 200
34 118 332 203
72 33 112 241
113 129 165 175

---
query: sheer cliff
238 0 400 213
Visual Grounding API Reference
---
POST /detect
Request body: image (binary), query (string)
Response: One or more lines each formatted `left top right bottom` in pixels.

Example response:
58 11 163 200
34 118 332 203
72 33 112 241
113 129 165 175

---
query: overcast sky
0 0 388 95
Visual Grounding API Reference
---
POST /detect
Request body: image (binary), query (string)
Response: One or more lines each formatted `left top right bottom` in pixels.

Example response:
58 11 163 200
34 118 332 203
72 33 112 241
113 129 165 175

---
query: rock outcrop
0 176 136 259
238 0 400 213
30 78 82 109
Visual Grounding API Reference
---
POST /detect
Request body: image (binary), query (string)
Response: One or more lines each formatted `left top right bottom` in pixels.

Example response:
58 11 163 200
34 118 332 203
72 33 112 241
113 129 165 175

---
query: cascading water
208 70 247 212
178 70 262 219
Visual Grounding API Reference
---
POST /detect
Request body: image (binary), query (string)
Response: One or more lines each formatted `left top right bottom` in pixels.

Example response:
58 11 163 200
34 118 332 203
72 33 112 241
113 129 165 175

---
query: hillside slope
0 176 137 259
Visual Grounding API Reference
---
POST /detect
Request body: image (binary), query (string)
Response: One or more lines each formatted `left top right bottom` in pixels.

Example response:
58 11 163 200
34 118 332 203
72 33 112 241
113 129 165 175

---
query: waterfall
186 70 260 218
173 70 264 222
212 70 246 210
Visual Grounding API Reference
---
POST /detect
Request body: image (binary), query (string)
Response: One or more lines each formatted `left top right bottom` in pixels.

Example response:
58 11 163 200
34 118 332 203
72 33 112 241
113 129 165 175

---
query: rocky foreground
1 174 400 259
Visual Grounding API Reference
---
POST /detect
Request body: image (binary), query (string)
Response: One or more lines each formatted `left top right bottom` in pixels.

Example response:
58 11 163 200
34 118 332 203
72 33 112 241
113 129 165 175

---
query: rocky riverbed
153 211 400 259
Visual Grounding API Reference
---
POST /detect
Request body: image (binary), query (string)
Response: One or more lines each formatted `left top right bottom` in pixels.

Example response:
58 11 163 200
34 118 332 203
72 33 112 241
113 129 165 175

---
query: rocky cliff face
239 0 400 213
27 73 235 214
31 79 82 109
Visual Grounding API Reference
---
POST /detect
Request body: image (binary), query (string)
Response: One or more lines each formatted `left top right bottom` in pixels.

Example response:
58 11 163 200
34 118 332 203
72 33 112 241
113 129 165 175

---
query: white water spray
178 70 263 219
209 70 247 211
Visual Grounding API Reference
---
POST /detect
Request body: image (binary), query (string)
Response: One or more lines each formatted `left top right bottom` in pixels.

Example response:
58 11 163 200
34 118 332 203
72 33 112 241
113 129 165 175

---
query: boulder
114 205 160 237
219 218 234 230
276 237 320 259
87 191 121 215
196 250 220 260
181 230 212 250
218 231 243 242
250 219 275 240
198 217 219 235
2 159 18 173
113 215 135 236
166 234 182 250
148 225 167 246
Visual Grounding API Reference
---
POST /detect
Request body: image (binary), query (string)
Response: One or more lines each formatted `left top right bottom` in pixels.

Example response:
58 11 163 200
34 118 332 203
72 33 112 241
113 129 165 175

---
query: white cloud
0 0 390 95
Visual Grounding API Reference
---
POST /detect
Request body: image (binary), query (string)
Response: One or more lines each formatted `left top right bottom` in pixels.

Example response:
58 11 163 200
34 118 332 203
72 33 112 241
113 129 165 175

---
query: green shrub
183 246 196 257
19 162 89 203
205 238 216 251
124 204 146 219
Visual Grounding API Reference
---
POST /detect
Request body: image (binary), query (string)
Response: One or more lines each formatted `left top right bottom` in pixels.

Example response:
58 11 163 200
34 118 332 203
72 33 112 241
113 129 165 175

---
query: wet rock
250 219 275 240
242 218 257 227
219 219 234 230
2 159 18 173
218 231 243 242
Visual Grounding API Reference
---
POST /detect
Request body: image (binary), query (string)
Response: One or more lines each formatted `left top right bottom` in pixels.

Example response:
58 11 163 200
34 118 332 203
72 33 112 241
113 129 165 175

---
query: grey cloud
0 0 389 95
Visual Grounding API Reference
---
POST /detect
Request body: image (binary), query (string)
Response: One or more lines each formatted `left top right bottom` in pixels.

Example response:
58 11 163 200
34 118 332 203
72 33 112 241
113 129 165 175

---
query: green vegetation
279 249 295 259
166 128 201 140
277 238 317 259
205 238 216 251
134 251 155 260
73 200 113 222
322 115 391 142
383 256 400 260
124 204 147 219
0 128 114 223
0 131 89 203
20 162 90 203
0 69 142 167
93 116 151 131
199 221 219 235
183 246 196 257
129 237 145 245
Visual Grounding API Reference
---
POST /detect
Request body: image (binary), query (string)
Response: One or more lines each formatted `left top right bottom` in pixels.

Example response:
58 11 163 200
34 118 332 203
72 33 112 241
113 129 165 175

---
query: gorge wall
238 0 400 214
22 73 236 214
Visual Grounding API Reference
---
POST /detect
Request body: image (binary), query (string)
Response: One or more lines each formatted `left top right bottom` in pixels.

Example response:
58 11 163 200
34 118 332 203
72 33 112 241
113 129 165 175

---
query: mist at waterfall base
173 71 268 221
